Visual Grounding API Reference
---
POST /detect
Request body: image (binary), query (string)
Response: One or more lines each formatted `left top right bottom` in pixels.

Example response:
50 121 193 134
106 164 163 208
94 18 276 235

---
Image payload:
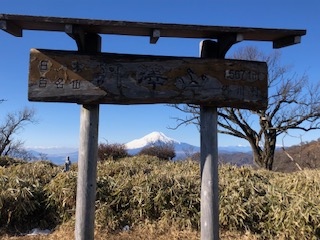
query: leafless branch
281 135 303 171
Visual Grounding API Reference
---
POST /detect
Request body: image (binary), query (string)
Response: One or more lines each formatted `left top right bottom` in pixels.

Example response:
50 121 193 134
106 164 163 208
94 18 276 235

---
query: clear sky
0 0 319 150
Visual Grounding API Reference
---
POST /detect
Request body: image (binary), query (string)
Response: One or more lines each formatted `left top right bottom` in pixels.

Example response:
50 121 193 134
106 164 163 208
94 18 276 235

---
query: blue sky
0 0 319 149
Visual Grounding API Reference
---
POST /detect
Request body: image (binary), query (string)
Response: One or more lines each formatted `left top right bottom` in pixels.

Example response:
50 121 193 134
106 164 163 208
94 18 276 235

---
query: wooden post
200 40 220 240
200 105 219 240
75 33 101 240
75 104 99 239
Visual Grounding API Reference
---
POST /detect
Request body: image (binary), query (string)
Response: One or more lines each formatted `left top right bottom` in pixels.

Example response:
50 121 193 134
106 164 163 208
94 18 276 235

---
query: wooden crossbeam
0 14 306 48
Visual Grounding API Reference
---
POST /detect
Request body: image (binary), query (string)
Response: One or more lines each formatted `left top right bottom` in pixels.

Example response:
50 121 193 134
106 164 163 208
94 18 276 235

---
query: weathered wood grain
28 48 268 110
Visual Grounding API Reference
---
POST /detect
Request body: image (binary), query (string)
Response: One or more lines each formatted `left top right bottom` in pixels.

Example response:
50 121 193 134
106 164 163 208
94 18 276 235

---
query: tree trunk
263 146 275 170
263 132 276 170
249 131 277 170
250 143 264 168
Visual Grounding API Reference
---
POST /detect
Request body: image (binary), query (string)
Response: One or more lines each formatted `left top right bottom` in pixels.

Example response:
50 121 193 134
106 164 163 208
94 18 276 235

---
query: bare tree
0 107 36 157
171 46 320 170
97 142 128 161
38 152 48 161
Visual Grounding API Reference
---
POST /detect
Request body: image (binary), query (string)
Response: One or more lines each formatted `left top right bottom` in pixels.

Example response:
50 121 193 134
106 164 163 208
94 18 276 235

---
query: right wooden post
200 40 220 240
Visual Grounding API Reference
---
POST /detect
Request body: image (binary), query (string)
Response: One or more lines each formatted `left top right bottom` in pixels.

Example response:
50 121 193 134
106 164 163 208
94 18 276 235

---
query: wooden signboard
28 49 268 110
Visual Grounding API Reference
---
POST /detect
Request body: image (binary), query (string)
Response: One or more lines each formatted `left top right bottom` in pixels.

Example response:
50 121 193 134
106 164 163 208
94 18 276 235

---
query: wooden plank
0 14 306 48
28 48 268 110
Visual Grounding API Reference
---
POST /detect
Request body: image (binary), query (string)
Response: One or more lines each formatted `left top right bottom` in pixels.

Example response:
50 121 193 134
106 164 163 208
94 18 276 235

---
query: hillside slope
273 139 320 172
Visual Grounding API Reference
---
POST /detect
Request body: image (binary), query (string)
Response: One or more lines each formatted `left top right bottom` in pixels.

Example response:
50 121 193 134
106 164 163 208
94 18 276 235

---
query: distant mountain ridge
26 135 320 172
28 131 254 165
26 147 78 165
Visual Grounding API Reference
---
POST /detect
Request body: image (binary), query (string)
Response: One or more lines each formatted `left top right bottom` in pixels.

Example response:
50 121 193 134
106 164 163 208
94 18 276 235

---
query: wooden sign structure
29 49 268 110
0 14 306 240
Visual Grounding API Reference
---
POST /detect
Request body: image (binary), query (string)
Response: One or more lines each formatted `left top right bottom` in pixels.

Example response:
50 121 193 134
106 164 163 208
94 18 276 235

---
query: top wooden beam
0 14 306 48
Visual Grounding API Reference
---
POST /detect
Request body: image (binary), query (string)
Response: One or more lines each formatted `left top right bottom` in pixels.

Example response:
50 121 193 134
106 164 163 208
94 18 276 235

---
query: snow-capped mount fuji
125 131 180 149
125 131 199 158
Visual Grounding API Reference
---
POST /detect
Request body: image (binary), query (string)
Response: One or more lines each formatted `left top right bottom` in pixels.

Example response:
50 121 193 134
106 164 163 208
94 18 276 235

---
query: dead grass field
1 157 319 239
2 222 259 240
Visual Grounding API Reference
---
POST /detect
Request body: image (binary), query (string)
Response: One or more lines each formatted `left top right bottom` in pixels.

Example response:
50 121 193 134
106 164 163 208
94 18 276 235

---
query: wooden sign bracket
65 25 101 54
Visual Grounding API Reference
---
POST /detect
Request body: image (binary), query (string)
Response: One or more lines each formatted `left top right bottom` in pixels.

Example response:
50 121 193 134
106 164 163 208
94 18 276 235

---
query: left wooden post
74 33 101 240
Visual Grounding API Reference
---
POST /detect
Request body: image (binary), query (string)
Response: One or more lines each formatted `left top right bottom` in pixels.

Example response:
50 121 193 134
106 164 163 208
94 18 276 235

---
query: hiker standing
64 156 71 172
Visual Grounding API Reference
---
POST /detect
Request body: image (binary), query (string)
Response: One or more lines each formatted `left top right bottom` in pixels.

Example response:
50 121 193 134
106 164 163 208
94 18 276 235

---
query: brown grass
1 221 260 240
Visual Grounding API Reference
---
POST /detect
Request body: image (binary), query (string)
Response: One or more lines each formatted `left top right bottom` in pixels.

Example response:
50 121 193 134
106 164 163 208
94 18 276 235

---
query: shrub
0 156 26 167
190 152 200 162
98 143 128 161
139 142 176 160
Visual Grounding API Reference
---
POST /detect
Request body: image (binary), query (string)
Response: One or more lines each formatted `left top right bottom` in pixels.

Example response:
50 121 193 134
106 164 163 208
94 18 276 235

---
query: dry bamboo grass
0 156 319 239
95 156 200 231
0 161 60 232
1 221 259 240
220 165 320 239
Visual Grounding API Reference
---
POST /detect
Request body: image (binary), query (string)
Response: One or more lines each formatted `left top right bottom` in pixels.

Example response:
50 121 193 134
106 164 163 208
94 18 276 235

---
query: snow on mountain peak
125 131 180 150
